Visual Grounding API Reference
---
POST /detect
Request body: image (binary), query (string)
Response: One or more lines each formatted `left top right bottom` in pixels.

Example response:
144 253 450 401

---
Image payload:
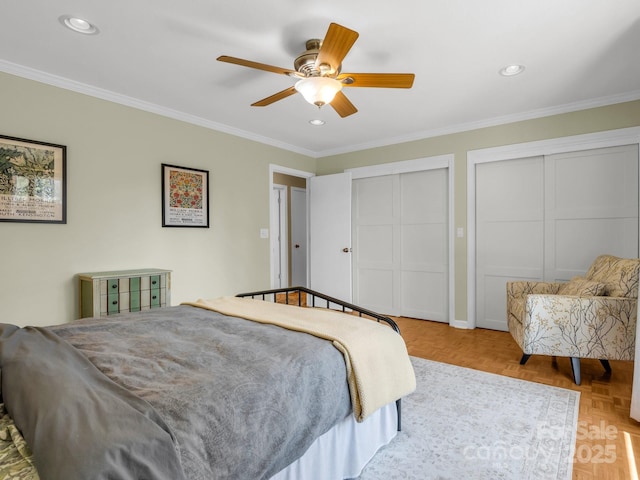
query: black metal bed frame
236 286 403 431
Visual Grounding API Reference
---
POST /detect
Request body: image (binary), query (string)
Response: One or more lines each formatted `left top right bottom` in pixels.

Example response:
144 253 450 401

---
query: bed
0 287 415 480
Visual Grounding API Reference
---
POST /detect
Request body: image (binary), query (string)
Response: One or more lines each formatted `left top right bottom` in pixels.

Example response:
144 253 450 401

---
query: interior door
290 186 307 287
309 172 352 303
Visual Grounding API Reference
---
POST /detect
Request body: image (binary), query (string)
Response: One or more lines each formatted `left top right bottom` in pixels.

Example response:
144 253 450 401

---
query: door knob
295 244 300 248
342 247 351 253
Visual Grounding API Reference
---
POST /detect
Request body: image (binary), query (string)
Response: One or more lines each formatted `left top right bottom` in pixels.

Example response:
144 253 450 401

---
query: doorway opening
269 165 313 289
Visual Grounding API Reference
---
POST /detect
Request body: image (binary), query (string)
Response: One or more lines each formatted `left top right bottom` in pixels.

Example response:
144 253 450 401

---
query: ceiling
1 1 639 158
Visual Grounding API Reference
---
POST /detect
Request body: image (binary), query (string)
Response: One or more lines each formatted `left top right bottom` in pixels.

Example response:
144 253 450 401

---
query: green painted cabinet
78 268 171 318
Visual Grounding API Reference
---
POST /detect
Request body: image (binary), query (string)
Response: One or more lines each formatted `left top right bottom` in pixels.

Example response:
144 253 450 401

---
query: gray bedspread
0 305 352 479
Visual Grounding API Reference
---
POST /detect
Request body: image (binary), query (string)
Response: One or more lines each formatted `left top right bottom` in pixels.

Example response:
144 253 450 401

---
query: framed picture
0 134 67 224
162 163 209 228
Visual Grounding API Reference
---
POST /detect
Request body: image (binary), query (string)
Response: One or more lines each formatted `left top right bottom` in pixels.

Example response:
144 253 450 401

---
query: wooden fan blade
316 23 359 72
330 91 358 118
251 86 298 107
217 55 298 76
338 73 415 88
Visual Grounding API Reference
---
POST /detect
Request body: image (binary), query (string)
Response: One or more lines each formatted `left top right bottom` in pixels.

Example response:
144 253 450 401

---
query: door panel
545 145 639 282
309 173 352 303
399 170 448 321
358 269 395 312
352 175 397 314
476 157 545 330
401 270 445 320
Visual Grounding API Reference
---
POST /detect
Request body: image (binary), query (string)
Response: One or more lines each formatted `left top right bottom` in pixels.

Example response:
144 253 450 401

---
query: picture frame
0 134 67 224
162 163 209 228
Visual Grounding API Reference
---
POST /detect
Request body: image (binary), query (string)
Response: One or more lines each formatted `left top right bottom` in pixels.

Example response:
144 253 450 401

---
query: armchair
507 255 640 385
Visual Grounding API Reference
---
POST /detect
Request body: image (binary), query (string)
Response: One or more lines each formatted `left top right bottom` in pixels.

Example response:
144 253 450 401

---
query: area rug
357 356 579 480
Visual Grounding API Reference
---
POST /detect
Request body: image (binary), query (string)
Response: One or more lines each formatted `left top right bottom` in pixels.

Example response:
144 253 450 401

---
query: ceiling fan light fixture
295 77 342 107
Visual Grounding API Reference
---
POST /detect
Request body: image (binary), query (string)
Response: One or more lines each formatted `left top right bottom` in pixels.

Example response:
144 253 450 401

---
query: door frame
271 184 288 288
466 126 640 329
269 164 314 289
346 154 455 326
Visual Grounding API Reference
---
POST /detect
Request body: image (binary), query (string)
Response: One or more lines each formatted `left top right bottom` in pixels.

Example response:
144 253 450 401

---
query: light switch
260 228 269 239
456 227 464 238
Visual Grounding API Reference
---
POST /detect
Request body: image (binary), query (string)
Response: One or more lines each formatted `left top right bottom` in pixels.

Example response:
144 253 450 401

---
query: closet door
475 157 545 331
400 169 448 321
352 175 397 315
352 168 448 320
544 145 639 281
476 144 639 331
309 173 352 302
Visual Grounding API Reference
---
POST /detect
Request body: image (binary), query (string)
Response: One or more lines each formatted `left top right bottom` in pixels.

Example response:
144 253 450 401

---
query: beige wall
316 100 640 324
0 72 314 326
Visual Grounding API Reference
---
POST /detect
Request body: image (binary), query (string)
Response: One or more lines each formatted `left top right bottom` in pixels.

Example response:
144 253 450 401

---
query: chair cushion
557 277 607 296
585 255 640 298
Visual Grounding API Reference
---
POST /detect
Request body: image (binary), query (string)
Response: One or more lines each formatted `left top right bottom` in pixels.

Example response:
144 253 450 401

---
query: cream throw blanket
183 296 416 422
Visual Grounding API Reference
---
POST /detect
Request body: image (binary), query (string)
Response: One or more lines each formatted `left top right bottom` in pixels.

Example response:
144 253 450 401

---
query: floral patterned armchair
507 254 640 385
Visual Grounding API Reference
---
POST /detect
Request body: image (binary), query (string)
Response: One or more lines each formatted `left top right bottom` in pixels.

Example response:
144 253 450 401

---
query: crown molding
315 89 640 157
0 59 317 158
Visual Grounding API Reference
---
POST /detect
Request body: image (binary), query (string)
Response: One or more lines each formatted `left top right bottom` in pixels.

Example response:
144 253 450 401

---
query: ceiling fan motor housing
294 39 340 77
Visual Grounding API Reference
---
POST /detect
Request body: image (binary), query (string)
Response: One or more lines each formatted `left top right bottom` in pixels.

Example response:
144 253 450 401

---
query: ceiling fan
217 23 415 118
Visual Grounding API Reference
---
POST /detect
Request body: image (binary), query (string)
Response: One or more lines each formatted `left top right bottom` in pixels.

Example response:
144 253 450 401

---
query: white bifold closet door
352 169 448 321
476 144 639 331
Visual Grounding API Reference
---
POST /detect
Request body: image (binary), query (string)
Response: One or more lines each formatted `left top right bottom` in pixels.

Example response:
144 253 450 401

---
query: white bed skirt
271 402 398 480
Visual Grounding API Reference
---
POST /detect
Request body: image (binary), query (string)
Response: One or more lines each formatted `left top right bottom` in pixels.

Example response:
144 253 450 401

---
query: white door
309 173 352 303
290 186 307 287
270 185 288 288
352 169 449 321
476 157 545 330
400 169 449 321
352 175 397 314
544 145 639 281
475 144 639 331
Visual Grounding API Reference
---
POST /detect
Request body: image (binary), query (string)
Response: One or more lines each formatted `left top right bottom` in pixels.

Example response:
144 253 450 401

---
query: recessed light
499 64 525 76
59 15 99 35
309 119 325 126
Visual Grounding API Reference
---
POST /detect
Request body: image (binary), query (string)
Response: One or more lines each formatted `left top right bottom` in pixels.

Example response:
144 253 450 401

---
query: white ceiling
2 1 639 158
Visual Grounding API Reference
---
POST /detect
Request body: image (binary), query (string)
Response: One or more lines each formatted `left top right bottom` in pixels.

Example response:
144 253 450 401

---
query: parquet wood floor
394 317 640 480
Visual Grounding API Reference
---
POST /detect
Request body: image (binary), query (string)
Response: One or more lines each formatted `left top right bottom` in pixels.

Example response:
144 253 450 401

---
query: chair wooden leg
519 354 531 365
600 359 612 373
570 357 581 385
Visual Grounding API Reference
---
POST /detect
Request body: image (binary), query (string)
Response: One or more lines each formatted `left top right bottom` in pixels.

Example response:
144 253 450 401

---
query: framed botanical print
161 163 209 228
0 134 67 224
